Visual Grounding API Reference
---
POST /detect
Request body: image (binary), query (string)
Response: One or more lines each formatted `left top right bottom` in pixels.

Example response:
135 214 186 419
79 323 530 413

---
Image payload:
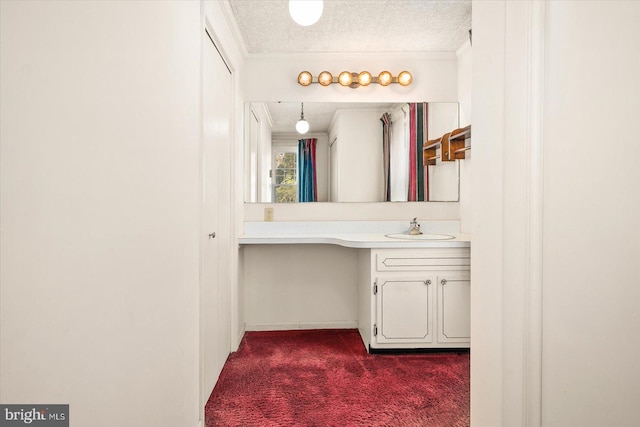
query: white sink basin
385 233 455 240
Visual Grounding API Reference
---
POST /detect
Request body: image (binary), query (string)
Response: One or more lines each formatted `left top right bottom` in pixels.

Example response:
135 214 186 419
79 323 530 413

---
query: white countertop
238 221 471 249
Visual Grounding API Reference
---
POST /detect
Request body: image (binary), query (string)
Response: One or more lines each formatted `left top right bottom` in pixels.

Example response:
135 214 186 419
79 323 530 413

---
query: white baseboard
233 325 246 351
245 321 358 331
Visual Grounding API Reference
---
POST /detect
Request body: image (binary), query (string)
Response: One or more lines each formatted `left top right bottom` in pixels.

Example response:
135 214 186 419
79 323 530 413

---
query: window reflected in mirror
273 150 297 203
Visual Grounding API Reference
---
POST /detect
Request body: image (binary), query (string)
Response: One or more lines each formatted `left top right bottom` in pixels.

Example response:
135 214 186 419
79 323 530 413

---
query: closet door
246 109 258 203
202 29 232 404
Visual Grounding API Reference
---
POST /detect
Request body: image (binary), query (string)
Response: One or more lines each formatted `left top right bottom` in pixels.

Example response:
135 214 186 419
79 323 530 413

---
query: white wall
245 105 260 202
427 103 461 202
258 107 273 202
470 2 507 424
457 41 472 128
457 41 472 234
246 103 273 202
428 103 460 138
243 245 358 330
541 2 640 426
244 52 458 103
0 1 202 426
330 109 385 202
471 1 640 426
244 201 459 222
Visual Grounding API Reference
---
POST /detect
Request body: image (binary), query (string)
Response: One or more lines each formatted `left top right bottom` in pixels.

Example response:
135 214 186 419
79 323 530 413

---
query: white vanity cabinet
375 275 435 344
358 248 471 351
437 274 471 344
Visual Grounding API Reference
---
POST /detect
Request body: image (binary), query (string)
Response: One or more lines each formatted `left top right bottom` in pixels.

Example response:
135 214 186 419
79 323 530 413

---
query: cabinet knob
424 279 431 286
208 232 216 239
441 279 447 285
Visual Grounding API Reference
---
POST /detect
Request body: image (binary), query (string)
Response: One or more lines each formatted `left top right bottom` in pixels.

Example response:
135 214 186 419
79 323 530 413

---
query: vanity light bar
298 71 412 89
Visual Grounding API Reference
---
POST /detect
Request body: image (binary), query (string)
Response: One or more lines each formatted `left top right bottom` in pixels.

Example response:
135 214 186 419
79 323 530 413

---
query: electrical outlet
264 208 273 222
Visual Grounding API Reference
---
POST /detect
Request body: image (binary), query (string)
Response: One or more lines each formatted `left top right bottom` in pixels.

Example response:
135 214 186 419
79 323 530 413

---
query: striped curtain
408 103 417 201
382 103 429 202
380 113 392 201
416 103 425 201
423 102 429 201
408 102 429 201
298 138 317 202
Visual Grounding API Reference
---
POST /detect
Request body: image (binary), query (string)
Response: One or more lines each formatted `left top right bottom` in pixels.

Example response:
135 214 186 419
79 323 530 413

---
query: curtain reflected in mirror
245 102 460 203
298 138 317 202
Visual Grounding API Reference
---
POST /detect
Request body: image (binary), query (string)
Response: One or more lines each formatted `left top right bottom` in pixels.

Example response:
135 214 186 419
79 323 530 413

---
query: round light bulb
318 71 333 86
397 71 412 86
378 71 392 86
358 71 372 86
298 71 312 86
289 0 323 26
338 71 353 86
296 119 309 134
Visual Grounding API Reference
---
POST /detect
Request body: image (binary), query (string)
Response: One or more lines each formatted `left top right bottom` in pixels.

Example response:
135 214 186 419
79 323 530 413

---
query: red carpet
205 329 469 426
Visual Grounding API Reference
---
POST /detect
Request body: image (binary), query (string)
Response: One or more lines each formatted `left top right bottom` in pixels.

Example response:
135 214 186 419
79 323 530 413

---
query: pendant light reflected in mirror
296 102 309 134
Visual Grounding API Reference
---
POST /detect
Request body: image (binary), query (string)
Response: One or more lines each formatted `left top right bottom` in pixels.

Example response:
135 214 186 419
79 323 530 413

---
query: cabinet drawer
375 248 470 272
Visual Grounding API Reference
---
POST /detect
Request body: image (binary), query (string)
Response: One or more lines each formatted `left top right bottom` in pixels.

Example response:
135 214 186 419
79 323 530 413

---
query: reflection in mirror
245 102 460 203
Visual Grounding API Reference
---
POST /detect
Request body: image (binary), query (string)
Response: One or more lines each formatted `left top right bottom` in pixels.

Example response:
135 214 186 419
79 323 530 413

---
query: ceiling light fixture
296 70 413 89
318 71 333 86
397 71 413 86
377 71 393 86
338 71 353 87
358 71 372 86
295 102 309 134
289 0 323 26
298 71 312 86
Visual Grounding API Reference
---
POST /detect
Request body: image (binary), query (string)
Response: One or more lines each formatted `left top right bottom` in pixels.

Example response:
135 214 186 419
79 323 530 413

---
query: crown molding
251 102 274 128
456 39 472 57
245 51 458 61
219 0 249 58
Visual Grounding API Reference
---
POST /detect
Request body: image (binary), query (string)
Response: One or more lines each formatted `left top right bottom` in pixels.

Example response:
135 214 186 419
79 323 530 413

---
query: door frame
199 15 239 425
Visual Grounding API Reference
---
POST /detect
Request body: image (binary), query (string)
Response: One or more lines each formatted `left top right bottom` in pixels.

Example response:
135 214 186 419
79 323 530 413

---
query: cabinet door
375 276 434 344
437 275 471 343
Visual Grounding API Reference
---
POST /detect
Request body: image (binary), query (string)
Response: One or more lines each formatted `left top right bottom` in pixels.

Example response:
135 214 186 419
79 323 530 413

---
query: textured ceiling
228 0 472 54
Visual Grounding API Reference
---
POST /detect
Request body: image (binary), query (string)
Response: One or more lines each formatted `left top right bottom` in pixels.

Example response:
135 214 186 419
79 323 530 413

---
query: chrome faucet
408 217 423 235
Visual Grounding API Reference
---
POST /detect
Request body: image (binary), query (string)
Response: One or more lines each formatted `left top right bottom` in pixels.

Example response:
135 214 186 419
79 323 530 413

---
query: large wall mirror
245 102 460 203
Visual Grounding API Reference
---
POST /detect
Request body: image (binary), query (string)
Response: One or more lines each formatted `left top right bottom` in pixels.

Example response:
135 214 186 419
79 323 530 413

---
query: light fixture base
297 70 412 88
